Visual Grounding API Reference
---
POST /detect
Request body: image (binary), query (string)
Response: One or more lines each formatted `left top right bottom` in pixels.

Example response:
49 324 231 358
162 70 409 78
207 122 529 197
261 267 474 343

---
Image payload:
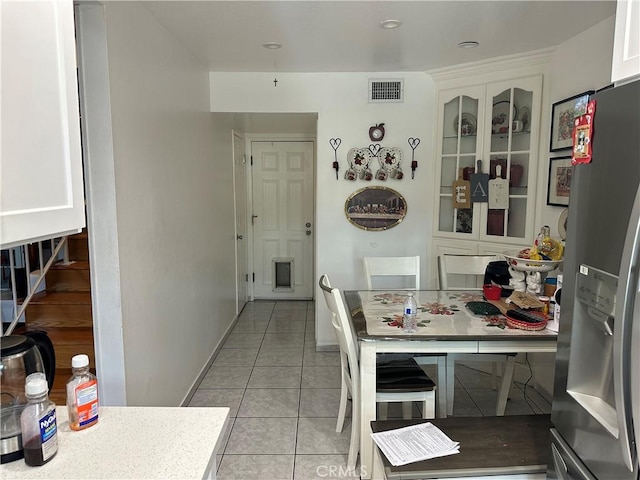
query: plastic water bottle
20 373 58 466
403 292 418 333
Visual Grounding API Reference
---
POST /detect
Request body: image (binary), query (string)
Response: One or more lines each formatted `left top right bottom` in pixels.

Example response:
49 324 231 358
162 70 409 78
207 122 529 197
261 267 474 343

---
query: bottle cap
72 354 90 368
25 372 48 397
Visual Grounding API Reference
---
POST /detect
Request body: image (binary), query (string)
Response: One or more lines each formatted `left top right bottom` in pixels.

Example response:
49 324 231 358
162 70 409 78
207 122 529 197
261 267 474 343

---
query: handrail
2 237 68 336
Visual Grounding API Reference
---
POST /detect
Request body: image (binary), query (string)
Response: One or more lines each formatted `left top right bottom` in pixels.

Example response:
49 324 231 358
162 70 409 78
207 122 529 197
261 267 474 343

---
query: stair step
24 325 95 374
46 264 91 292
54 340 95 370
66 232 88 261
50 368 71 405
51 260 90 270
24 292 92 329
29 291 91 305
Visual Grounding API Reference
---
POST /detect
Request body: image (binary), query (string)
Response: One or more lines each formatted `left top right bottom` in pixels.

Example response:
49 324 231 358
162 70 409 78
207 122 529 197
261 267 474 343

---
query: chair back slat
438 254 500 290
363 256 420 290
319 275 360 400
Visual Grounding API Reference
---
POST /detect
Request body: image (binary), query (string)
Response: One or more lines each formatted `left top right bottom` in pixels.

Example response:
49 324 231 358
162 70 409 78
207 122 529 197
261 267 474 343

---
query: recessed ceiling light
457 41 479 49
262 42 282 50
379 19 402 29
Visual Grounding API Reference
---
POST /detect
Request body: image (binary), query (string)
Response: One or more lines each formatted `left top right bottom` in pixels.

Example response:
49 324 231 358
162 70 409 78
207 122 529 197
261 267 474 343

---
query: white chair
438 254 517 416
319 274 436 471
362 256 448 417
363 256 421 290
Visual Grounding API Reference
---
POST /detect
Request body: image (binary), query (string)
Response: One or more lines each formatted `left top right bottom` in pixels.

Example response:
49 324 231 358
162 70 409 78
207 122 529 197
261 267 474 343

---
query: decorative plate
378 147 403 172
453 112 477 136
558 208 568 241
492 101 517 134
503 252 563 273
518 106 531 130
347 147 372 173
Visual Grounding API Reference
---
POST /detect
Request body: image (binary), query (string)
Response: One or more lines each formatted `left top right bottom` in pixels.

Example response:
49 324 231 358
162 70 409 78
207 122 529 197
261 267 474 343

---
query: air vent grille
369 79 404 103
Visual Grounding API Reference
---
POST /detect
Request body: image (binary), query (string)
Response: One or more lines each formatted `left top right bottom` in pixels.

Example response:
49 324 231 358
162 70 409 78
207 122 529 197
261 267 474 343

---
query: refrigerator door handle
613 184 640 472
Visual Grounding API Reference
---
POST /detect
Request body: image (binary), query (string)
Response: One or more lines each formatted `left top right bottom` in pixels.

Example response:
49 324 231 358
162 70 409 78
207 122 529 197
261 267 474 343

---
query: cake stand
503 253 563 295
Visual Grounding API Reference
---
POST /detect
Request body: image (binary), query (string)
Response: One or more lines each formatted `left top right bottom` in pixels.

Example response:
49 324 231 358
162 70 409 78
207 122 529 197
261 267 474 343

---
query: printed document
371 422 460 466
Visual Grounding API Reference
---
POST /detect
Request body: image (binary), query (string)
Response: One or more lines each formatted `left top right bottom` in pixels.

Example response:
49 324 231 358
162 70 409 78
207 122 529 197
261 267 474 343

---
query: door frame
245 133 317 301
232 130 249 314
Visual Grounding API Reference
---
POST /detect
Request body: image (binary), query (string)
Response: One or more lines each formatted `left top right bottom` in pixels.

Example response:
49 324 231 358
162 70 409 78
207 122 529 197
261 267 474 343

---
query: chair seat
376 361 436 392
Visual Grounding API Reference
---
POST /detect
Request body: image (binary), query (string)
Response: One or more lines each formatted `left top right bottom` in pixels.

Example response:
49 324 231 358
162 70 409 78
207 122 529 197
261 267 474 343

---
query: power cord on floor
456 359 540 412
520 353 537 411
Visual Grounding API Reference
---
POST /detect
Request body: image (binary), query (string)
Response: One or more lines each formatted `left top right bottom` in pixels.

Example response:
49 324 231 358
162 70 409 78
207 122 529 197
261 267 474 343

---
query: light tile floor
189 300 552 480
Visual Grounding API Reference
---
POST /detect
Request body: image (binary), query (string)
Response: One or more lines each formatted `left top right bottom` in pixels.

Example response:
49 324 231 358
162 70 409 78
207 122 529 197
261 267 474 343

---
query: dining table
343 290 558 480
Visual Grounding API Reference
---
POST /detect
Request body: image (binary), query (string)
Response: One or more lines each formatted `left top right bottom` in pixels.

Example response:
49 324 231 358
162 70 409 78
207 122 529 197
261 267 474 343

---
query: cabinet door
434 86 485 239
480 76 542 244
1 0 85 249
612 0 640 84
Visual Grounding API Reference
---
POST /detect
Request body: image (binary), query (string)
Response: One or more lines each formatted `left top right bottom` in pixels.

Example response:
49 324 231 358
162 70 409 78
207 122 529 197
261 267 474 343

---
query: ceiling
142 1 616 73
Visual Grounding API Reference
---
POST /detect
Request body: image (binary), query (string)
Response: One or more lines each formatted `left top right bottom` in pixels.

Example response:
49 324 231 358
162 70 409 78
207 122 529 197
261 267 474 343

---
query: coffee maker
0 331 55 463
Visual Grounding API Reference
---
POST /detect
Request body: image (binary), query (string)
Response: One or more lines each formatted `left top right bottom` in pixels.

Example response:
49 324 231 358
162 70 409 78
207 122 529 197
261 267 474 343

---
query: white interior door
251 141 314 299
233 133 249 312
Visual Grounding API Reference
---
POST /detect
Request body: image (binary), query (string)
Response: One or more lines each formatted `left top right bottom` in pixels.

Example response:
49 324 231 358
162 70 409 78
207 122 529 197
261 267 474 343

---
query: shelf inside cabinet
490 130 531 138
443 134 478 139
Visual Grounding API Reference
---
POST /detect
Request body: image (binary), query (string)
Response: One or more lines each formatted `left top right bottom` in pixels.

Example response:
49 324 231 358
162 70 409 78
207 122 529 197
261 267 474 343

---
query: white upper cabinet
1 0 85 249
612 0 640 84
434 75 543 246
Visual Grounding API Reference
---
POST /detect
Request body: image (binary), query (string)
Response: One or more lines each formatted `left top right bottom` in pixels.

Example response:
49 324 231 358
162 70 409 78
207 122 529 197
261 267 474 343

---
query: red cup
483 284 501 300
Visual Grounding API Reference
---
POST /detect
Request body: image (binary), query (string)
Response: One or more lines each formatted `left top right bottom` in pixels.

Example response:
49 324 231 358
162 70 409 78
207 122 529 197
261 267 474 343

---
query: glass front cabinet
434 75 542 246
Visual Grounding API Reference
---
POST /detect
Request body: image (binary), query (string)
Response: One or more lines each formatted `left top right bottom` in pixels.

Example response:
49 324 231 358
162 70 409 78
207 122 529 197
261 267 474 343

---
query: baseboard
180 313 240 407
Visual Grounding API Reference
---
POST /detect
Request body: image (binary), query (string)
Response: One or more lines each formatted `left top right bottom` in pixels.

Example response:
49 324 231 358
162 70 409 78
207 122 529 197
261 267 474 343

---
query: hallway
189 300 552 479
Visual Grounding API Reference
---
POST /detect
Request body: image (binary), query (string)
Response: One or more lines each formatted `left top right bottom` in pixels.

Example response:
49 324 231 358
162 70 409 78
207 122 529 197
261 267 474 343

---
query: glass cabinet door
436 87 484 236
482 76 542 243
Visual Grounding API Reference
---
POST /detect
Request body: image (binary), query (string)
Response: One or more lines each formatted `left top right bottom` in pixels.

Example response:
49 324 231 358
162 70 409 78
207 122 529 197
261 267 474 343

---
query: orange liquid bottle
66 354 99 431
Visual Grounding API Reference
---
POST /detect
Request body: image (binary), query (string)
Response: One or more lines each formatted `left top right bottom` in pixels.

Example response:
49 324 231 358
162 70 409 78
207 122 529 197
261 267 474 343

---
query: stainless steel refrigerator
548 79 639 480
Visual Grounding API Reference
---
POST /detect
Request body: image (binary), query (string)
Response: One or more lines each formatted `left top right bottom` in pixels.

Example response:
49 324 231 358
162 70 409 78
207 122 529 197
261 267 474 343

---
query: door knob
305 230 311 236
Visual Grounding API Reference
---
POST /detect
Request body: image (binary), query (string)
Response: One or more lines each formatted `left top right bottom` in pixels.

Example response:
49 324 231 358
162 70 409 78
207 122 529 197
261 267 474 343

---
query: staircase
22 231 95 404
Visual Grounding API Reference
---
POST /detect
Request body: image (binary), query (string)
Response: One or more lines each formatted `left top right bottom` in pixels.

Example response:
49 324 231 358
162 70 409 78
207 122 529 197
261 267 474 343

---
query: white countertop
1 406 230 479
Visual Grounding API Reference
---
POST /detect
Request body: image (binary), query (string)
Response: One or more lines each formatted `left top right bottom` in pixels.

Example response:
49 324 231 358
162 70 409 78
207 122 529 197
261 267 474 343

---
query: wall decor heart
368 144 381 157
329 138 342 150
408 137 420 150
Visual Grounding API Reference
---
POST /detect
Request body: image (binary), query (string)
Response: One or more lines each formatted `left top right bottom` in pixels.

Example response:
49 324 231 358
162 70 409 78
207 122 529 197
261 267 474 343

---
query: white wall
211 72 436 346
87 3 237 405
536 16 616 237
530 16 615 397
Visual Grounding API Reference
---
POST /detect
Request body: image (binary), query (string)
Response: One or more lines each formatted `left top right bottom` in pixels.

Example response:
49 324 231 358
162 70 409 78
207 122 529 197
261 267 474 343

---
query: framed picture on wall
547 156 573 207
345 186 406 231
549 91 594 151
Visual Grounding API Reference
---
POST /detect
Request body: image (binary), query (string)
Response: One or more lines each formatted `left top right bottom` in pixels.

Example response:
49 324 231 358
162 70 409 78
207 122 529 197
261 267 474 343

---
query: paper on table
371 422 460 466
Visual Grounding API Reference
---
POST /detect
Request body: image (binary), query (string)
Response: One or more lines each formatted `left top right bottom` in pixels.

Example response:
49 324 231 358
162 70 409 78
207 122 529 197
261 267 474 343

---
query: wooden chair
438 254 517 416
319 274 436 470
362 256 447 417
